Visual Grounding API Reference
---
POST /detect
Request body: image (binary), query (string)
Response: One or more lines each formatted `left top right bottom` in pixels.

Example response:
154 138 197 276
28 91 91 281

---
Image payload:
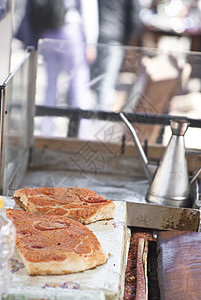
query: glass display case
0 48 37 194
34 40 201 148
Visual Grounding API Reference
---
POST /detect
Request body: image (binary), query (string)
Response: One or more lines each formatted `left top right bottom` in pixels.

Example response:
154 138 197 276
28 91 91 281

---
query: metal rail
35 105 201 137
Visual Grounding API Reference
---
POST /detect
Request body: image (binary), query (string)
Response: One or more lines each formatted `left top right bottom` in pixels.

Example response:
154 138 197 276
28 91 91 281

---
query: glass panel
35 40 201 149
0 0 13 83
1 52 33 194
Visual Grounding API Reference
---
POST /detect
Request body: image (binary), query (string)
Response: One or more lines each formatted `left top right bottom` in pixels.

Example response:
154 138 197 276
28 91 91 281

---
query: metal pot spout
120 112 152 183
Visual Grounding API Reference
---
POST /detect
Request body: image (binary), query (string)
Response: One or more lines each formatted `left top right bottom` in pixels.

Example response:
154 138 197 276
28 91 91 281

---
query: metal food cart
1 2 201 299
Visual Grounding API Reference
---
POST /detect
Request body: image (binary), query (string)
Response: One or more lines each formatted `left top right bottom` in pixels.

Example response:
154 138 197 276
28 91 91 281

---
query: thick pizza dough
6 209 107 276
13 187 115 224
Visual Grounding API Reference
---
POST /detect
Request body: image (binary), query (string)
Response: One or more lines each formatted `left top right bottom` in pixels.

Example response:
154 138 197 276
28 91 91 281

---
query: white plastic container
0 197 16 298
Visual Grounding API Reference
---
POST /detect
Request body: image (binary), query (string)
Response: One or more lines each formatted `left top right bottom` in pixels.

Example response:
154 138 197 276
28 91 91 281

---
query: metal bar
35 105 201 128
26 48 37 151
67 113 81 137
0 86 6 194
3 50 31 85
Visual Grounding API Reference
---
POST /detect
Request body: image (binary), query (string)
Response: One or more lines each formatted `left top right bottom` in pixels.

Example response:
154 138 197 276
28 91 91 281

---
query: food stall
1 2 201 299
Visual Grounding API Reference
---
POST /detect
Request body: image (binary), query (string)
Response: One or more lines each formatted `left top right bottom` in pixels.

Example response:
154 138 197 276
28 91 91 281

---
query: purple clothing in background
16 0 96 109
40 25 92 109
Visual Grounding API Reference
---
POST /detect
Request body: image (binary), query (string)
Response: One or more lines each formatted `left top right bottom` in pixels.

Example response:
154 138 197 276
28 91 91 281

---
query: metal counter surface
13 170 201 232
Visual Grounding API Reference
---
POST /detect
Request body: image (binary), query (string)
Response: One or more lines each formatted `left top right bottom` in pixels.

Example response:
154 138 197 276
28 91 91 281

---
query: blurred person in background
91 0 142 111
16 0 99 110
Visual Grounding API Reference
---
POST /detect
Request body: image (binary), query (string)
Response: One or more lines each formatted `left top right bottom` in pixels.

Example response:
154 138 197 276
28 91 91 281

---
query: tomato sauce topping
83 196 108 203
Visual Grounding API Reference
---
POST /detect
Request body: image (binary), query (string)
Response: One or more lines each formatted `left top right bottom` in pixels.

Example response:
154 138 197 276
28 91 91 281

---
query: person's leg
97 44 124 111
43 47 60 107
40 41 60 136
61 25 94 109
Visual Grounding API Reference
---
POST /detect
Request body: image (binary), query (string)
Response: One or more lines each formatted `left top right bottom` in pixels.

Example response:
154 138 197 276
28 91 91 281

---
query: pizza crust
19 251 106 276
13 187 115 224
6 209 107 276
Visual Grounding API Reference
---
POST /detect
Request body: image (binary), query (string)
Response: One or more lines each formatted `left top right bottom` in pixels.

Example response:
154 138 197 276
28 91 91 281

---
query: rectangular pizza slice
6 209 107 276
13 187 115 224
